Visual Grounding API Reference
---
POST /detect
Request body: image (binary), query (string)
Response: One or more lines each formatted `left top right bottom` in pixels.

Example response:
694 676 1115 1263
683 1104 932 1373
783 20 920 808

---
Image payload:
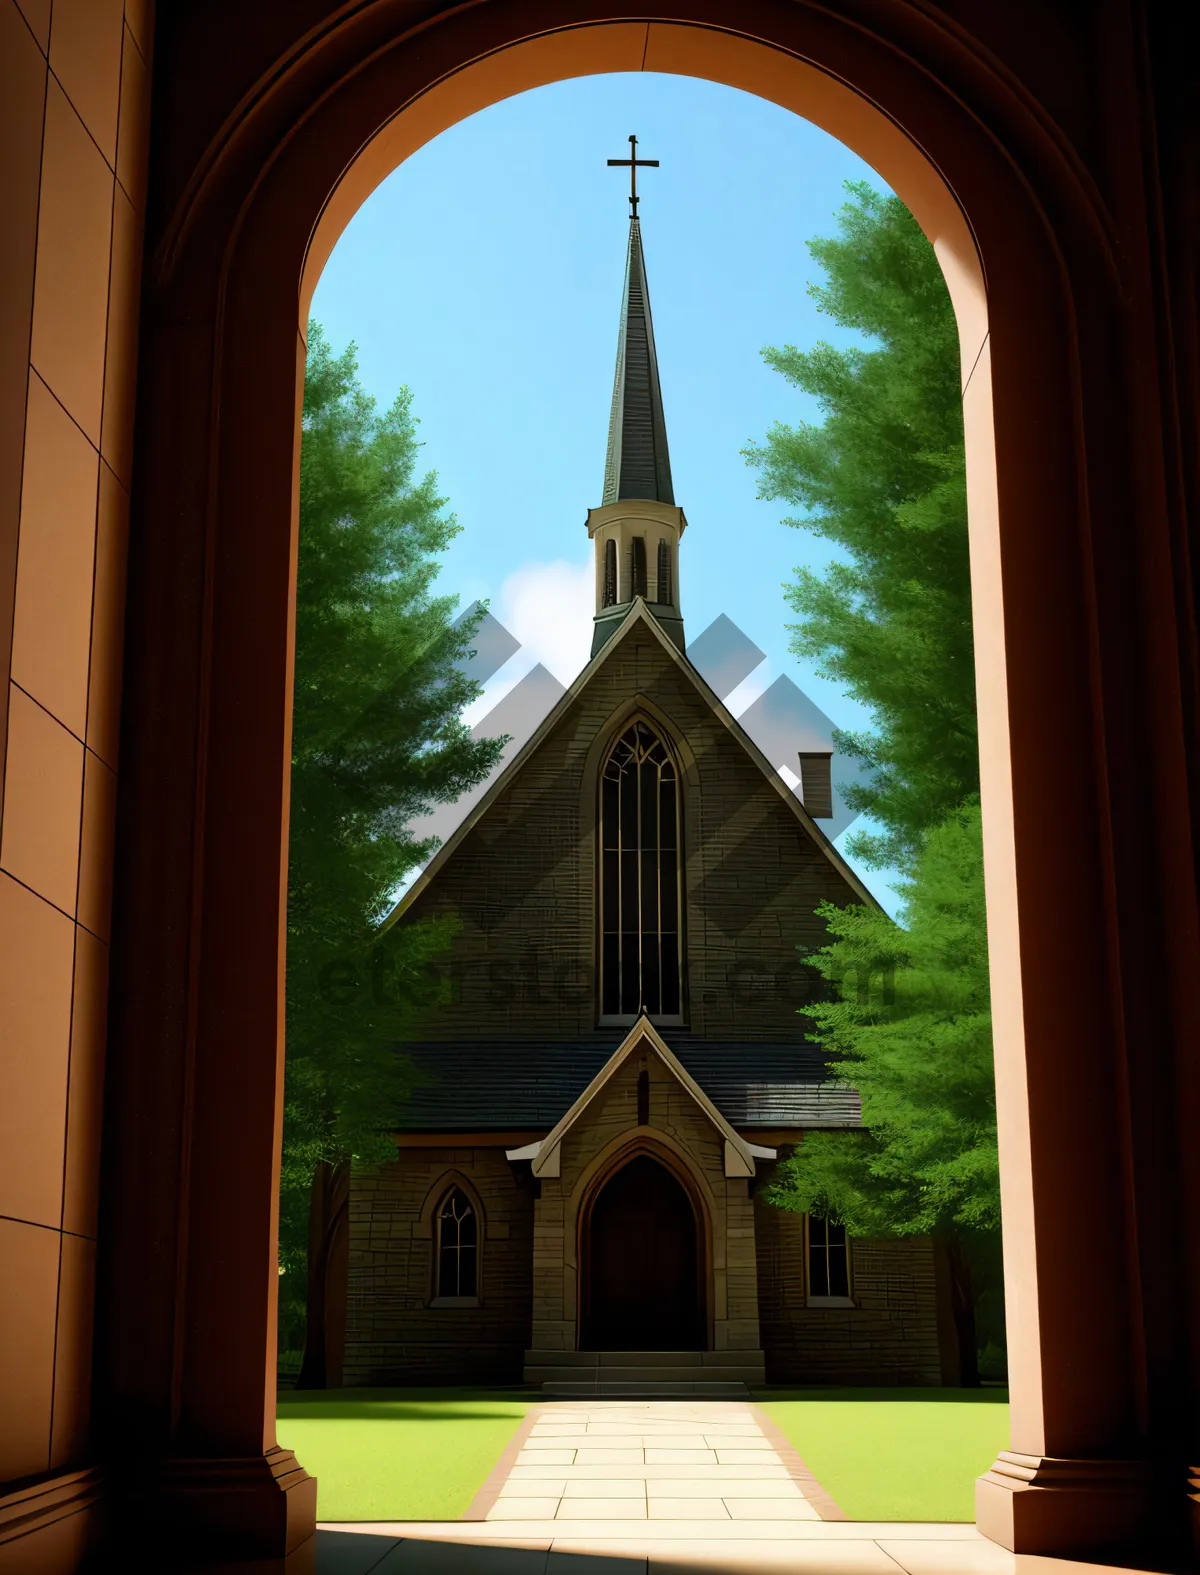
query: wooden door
583 1154 702 1350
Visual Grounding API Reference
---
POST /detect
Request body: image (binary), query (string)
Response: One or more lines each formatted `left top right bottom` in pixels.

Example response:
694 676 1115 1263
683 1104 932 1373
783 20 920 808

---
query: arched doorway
97 2 1200 1561
582 1155 702 1351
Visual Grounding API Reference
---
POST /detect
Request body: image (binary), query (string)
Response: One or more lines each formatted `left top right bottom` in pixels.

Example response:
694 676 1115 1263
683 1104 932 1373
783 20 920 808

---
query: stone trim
529 1016 765 1179
416 1167 486 1244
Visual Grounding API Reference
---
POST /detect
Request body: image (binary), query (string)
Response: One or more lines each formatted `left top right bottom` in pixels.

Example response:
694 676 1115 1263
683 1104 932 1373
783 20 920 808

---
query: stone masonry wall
754 1176 942 1384
401 617 858 1041
344 1146 534 1385
530 1052 761 1353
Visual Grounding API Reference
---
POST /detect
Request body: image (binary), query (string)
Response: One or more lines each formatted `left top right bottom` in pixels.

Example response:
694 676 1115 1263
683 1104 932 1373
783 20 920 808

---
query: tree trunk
944 1234 980 1387
296 1160 350 1390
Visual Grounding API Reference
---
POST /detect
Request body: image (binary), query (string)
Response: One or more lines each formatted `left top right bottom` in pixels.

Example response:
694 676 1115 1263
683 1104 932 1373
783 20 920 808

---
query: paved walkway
468 1399 844 1525
317 1398 1026 1572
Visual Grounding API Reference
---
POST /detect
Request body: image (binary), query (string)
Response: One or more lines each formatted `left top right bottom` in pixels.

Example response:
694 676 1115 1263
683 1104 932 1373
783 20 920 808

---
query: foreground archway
100 2 1200 1561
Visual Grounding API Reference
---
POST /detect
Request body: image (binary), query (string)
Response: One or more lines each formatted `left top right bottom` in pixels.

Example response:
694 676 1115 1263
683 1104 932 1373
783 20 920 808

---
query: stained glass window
600 720 682 1019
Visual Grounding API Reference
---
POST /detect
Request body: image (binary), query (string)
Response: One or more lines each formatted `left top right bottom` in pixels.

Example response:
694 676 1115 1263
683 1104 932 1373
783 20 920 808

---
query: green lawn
277 1385 1007 1524
276 1388 533 1521
756 1387 1009 1522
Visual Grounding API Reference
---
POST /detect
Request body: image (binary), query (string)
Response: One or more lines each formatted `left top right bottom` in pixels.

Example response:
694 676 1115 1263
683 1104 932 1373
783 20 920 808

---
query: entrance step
539 1379 751 1398
523 1349 765 1396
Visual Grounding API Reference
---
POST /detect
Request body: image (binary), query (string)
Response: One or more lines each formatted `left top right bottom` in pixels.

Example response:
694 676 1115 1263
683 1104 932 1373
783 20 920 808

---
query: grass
276 1384 1009 1524
275 1387 533 1522
755 1386 1010 1522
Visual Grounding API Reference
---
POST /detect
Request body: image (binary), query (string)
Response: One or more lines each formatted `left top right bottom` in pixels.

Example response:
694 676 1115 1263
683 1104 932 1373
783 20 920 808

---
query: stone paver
477 1401 826 1527
304 1397 1116 1572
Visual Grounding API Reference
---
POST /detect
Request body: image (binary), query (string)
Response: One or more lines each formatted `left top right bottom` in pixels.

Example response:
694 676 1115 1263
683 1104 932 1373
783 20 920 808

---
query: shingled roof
601 217 674 506
393 1034 861 1133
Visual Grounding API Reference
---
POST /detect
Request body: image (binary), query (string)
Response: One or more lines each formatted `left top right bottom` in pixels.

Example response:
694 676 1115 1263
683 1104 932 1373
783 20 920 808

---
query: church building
344 195 951 1393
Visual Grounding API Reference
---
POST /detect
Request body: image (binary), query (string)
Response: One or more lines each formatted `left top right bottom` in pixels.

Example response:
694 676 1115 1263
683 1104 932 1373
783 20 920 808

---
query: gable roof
384 598 879 928
504 1016 777 1179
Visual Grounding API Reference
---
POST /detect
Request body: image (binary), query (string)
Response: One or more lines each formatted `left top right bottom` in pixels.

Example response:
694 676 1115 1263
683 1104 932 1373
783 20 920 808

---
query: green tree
747 185 1001 1380
282 324 504 1384
768 806 996 1380
744 181 975 872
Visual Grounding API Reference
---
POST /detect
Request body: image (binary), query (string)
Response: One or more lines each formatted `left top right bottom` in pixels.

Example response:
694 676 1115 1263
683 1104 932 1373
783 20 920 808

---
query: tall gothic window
600 720 682 1020
603 538 618 607
629 536 648 599
656 540 673 606
436 1188 478 1298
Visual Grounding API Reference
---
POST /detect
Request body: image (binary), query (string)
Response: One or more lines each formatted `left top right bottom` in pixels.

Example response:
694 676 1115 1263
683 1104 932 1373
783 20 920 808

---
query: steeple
601 217 675 506
589 139 687 659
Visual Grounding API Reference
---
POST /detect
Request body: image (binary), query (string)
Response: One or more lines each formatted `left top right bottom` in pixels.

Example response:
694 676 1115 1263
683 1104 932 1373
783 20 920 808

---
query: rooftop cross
607 134 659 219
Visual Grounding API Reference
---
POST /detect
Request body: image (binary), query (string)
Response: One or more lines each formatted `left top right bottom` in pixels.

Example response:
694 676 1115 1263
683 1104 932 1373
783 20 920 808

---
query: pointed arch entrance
88 0 1200 1562
581 1152 704 1351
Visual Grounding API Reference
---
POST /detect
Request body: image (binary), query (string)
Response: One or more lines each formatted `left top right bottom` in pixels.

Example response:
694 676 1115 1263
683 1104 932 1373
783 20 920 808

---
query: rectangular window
807 1216 852 1305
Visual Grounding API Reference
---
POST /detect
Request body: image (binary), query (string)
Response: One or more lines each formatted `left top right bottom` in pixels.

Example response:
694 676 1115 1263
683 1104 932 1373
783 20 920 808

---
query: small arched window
600 720 683 1021
603 538 618 607
656 540 673 606
436 1188 478 1298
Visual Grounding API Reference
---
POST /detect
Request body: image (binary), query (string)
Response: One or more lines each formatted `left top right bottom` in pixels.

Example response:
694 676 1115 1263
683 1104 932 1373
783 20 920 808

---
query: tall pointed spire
601 217 675 506
588 139 686 659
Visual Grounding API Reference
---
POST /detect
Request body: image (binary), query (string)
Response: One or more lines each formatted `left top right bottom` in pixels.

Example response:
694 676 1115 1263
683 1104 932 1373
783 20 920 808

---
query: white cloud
496 555 595 686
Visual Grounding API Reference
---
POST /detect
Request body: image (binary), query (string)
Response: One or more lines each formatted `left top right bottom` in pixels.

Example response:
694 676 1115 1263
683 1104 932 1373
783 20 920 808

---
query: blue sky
311 72 904 909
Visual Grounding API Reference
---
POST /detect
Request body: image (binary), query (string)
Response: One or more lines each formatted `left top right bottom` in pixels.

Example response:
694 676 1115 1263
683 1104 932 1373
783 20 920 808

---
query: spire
601 216 675 506
588 139 686 659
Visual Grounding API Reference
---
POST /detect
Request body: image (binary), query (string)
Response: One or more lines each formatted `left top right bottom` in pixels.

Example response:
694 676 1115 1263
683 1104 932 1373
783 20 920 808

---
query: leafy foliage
748 187 1001 1373
744 182 976 871
768 805 996 1238
280 326 504 1345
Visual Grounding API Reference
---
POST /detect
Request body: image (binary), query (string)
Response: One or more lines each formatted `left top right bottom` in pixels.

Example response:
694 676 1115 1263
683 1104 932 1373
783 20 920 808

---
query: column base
157 1445 316 1558
1187 1469 1200 1551
977 1452 1152 1553
0 1467 105 1571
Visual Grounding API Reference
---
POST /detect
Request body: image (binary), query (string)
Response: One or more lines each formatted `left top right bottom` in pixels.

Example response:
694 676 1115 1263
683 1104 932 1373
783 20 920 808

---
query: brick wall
356 615 919 1379
754 1176 942 1385
402 617 857 1041
345 1070 944 1383
344 1146 534 1385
